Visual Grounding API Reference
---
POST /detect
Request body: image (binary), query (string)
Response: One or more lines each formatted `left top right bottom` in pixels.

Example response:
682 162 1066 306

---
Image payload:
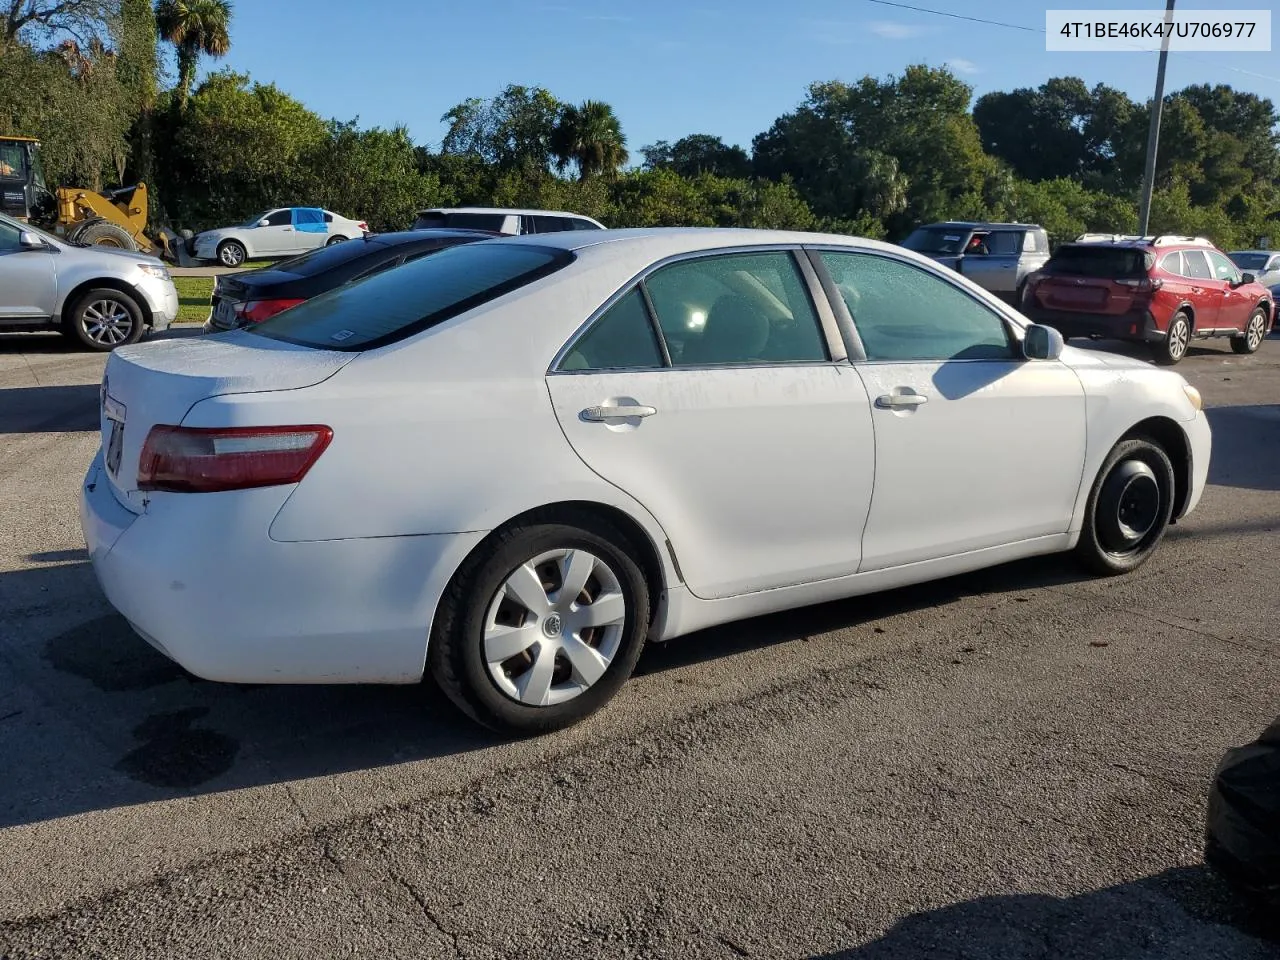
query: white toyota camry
81 229 1211 734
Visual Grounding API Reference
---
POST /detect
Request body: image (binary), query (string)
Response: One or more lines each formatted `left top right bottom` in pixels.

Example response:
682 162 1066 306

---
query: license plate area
214 299 236 326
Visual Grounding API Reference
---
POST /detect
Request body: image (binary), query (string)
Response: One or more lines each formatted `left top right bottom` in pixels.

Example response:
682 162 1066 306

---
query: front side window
820 251 1015 362
1207 251 1240 283
264 209 292 226
251 242 572 351
0 141 23 180
560 288 663 371
644 251 828 366
0 218 22 251
1182 250 1213 280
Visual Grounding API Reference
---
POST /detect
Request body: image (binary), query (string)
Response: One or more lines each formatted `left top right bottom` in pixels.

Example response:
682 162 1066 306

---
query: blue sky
211 0 1280 156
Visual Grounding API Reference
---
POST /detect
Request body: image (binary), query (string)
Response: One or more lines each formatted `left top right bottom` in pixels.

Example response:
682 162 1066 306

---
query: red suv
1021 235 1274 365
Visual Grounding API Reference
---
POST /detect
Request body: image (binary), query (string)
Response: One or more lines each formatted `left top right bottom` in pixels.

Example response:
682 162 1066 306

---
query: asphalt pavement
1 328 1278 959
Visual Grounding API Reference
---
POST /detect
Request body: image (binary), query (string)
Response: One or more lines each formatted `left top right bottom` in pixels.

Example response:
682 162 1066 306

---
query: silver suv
901 221 1051 304
0 211 178 350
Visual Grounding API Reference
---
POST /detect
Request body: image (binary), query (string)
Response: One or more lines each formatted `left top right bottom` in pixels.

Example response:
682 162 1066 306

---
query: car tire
1075 436 1175 576
77 221 138 251
216 240 247 267
64 287 145 351
1230 307 1268 354
429 517 651 735
325 235 347 247
1153 310 1191 366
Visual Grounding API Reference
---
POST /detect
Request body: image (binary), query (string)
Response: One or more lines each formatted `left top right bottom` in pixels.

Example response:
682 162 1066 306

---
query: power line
860 0 1040 33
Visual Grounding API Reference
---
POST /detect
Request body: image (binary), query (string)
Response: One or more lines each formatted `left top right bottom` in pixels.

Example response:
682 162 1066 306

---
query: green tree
114 0 157 188
155 0 231 109
551 100 628 181
440 85 563 174
641 134 752 179
1 0 119 49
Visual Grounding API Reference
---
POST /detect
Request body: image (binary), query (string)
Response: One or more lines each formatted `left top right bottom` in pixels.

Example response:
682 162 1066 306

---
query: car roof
920 221 1041 230
364 228 499 246
478 227 910 260
415 207 601 219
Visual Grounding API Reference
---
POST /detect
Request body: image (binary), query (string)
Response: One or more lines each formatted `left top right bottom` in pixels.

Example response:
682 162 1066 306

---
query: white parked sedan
191 207 368 267
81 229 1211 734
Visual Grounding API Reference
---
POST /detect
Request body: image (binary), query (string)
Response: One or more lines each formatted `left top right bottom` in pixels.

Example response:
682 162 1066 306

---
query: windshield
1229 252 1272 271
250 241 572 351
901 227 971 255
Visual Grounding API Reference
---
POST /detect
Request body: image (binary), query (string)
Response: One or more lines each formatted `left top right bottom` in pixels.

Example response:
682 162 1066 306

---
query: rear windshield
1045 245 1154 278
268 238 391 277
412 212 447 229
250 242 572 351
901 227 970 255
1229 252 1271 271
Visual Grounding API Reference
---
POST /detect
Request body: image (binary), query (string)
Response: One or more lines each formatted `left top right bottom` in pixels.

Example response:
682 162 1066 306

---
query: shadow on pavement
0 383 100 433
813 867 1277 959
1205 404 1280 492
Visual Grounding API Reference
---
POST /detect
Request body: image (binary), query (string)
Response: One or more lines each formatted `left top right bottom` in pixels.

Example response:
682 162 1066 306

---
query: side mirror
1023 323 1064 361
257 219 269 228
1239 272 1256 285
18 230 46 249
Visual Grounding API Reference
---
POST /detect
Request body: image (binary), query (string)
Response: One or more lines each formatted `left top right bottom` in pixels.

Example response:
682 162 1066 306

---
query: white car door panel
855 360 1086 570
816 248 1087 572
548 366 875 599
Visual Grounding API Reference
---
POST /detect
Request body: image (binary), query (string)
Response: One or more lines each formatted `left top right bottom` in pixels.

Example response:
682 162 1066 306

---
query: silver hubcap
1248 314 1265 350
1168 319 1189 359
482 549 627 707
220 245 243 266
82 299 133 345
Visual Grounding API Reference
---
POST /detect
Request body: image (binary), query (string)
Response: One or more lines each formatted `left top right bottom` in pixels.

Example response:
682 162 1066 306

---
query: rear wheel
65 288 144 351
216 240 246 267
1075 437 1175 576
1153 310 1191 366
77 221 137 251
1231 307 1268 354
429 519 650 735
325 234 347 247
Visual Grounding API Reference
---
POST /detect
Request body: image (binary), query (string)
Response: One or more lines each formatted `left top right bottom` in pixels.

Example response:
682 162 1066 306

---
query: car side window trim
549 245 848 375
803 245 1025 365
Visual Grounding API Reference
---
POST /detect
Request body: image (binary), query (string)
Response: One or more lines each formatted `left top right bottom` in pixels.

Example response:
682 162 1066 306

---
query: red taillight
237 298 306 323
1117 277 1163 293
138 425 333 493
358 222 368 232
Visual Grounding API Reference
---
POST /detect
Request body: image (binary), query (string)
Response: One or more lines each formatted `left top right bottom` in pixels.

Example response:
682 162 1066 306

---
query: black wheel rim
1096 459 1162 556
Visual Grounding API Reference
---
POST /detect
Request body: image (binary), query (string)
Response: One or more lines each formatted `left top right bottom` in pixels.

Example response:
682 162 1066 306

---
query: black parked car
202 228 496 333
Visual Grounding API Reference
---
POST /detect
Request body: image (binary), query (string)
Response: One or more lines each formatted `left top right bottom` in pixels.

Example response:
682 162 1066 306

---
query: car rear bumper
80 450 486 684
1025 306 1161 343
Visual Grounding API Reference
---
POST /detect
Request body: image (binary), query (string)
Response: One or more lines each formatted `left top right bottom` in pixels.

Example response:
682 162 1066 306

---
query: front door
1180 249 1222 328
814 249 1087 571
959 230 1022 300
0 220 56 319
1208 249 1255 331
253 209 296 256
547 251 875 600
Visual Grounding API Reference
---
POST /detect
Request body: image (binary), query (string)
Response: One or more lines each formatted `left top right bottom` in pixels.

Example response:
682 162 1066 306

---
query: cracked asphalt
1 328 1278 959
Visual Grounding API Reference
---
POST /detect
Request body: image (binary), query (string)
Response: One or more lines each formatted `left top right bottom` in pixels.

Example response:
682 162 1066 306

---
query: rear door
291 208 328 252
546 248 875 600
0 219 56 319
960 230 1021 299
1181 250 1221 327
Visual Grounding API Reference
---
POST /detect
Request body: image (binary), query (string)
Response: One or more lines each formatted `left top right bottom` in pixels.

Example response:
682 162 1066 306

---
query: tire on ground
1075 435 1175 576
64 287 145 352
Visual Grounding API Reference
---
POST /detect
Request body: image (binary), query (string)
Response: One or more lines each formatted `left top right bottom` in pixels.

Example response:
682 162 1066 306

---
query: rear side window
985 232 1020 256
323 212 334 223
1159 252 1184 276
1047 245 1153 278
1023 231 1047 253
530 215 571 234
571 218 602 230
560 288 663 370
251 243 572 351
1182 250 1213 280
446 213 507 231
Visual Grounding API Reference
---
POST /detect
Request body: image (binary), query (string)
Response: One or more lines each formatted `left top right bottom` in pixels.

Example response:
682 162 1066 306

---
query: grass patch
174 275 213 324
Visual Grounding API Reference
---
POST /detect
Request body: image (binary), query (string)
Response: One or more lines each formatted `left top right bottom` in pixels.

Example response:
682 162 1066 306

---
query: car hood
194 228 236 243
1059 344 1160 374
71 243 165 267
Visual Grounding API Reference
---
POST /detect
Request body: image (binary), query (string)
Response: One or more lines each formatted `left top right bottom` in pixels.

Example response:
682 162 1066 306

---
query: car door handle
875 393 928 410
581 404 657 422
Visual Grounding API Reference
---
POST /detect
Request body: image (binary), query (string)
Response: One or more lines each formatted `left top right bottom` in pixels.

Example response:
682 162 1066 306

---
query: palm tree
551 101 629 181
156 0 232 109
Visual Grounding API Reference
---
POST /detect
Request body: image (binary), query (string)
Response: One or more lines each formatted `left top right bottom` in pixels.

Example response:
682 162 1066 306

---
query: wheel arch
1172 303 1195 330
1120 416 1192 522
56 277 151 327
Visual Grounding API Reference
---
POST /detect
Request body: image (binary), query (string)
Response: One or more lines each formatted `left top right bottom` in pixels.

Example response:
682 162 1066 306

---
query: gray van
901 221 1051 304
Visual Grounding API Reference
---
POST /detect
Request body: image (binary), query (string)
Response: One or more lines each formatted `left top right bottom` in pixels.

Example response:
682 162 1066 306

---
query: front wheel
429 519 650 735
1075 437 1175 576
65 288 144 351
1153 311 1191 366
1230 307 1268 355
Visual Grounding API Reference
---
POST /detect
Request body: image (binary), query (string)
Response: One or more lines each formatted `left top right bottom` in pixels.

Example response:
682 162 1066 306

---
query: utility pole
1137 0 1176 236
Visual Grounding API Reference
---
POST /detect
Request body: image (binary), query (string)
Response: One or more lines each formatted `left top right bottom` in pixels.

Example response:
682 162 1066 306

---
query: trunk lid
98 331 353 509
1034 275 1132 315
1033 244 1153 316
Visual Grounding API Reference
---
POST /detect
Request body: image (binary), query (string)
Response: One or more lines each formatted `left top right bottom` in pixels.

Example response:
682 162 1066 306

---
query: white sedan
191 207 368 267
81 229 1211 734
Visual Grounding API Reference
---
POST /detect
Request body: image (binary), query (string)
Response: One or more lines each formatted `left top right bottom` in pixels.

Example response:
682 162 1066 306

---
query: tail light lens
1117 277 1163 293
138 425 333 493
358 222 368 232
237 298 306 323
